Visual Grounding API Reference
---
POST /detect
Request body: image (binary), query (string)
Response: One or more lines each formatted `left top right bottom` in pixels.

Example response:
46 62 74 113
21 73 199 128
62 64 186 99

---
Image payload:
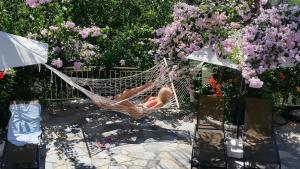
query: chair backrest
197 95 225 128
7 103 42 146
245 97 273 137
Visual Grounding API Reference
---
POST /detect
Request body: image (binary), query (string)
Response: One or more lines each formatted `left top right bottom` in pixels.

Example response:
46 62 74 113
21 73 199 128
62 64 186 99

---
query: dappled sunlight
39 101 194 168
276 122 300 169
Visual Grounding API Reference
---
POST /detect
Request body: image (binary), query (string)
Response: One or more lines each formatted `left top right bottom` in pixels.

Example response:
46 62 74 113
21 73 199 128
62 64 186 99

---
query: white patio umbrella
187 46 296 69
0 32 48 147
0 31 48 70
187 46 239 69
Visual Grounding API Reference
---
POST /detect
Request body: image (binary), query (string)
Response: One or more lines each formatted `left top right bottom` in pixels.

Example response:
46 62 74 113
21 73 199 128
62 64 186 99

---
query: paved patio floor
276 122 300 169
40 102 194 169
36 101 300 169
41 126 191 169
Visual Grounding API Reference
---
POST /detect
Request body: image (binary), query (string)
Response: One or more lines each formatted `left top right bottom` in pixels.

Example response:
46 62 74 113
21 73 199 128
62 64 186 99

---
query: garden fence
41 66 204 102
42 66 142 101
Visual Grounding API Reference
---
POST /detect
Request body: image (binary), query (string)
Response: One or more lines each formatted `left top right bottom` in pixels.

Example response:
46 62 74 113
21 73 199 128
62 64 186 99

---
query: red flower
0 71 5 80
279 72 285 81
208 76 222 96
215 84 223 96
208 76 217 89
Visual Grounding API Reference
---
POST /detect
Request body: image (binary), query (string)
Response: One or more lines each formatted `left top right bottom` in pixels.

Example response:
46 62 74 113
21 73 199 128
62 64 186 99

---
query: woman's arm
142 99 164 109
114 81 153 101
151 101 164 109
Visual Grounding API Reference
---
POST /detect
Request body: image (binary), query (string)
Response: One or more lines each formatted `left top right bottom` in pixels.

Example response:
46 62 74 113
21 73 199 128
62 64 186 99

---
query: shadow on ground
275 122 300 169
40 100 195 168
82 107 193 157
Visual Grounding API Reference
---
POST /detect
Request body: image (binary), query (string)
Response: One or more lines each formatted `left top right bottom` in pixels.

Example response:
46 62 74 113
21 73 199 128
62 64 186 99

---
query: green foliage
254 66 300 107
0 0 177 69
70 0 176 69
0 70 16 128
269 0 300 6
94 24 155 69
0 0 298 127
0 0 177 128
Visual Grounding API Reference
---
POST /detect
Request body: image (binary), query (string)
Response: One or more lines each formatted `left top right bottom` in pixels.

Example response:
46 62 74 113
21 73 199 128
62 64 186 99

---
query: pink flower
230 22 241 29
51 58 63 68
218 12 227 21
242 43 257 56
92 31 101 37
178 51 186 58
270 15 281 26
156 28 165 36
27 32 35 39
91 26 101 37
195 18 206 28
242 13 252 21
62 21 76 29
249 77 264 88
294 32 300 43
40 29 48 37
186 43 200 53
49 25 58 31
26 0 39 8
87 44 95 49
73 61 82 70
79 28 91 39
222 38 235 53
242 67 256 80
257 66 267 74
74 41 80 51
39 0 50 3
265 39 274 48
295 54 300 62
52 46 60 53
119 59 126 66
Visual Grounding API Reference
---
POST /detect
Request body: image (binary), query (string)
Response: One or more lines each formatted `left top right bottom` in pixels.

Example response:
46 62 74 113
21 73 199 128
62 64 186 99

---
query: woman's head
157 86 173 103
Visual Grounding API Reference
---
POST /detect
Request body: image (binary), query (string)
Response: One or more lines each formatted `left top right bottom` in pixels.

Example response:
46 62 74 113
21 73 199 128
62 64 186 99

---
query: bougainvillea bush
26 0 53 8
239 4 300 88
0 0 299 120
152 0 262 105
154 1 300 90
30 21 107 69
152 0 260 63
152 1 299 121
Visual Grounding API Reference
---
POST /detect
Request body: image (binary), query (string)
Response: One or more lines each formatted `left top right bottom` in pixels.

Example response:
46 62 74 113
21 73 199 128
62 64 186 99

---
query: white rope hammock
43 59 191 118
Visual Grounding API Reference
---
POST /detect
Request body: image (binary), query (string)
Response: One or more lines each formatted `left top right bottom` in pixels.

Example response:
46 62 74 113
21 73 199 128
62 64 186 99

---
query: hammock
43 59 190 118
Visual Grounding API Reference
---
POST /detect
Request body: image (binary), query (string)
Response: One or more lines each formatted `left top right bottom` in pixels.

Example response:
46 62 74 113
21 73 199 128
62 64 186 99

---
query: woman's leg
112 101 144 119
114 81 153 101
88 88 145 119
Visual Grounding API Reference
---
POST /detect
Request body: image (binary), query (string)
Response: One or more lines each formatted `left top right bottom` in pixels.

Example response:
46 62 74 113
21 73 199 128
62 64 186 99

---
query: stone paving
37 101 300 169
40 124 192 169
40 104 194 169
276 122 300 169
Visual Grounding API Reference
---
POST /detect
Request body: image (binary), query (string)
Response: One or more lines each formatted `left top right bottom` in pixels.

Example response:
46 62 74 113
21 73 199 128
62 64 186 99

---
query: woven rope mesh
44 60 192 115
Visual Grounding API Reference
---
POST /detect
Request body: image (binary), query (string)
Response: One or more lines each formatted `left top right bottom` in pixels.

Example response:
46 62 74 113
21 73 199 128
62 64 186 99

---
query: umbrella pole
236 77 246 139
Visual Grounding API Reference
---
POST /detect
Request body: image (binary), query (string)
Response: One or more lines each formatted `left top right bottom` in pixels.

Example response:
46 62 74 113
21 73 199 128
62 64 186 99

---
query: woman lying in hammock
88 81 173 119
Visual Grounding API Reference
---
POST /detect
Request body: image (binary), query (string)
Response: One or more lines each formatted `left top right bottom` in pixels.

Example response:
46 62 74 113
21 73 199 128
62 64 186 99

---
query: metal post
237 78 246 139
